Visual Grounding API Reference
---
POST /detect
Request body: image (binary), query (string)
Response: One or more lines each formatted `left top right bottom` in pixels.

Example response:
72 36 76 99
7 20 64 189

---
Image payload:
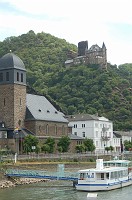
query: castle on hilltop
65 41 107 70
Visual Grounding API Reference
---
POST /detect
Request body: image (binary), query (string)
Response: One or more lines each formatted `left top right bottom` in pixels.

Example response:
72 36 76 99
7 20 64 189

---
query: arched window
39 126 41 131
55 125 57 135
17 72 19 81
4 98 5 106
21 73 23 82
46 124 49 134
0 73 3 82
6 72 9 81
62 125 65 134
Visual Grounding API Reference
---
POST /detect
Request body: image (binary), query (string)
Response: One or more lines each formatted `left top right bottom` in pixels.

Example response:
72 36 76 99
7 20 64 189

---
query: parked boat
76 159 132 191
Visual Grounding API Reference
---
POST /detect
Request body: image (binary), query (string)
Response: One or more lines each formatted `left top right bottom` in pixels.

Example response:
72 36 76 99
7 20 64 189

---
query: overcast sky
0 0 132 65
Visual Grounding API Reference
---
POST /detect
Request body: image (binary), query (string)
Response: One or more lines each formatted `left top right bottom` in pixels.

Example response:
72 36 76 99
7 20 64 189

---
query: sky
0 0 132 66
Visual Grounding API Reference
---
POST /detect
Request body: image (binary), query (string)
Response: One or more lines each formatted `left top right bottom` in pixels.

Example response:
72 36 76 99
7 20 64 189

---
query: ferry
76 159 132 191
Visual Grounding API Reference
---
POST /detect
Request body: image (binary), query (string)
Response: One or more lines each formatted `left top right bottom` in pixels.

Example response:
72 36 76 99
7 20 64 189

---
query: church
0 52 70 154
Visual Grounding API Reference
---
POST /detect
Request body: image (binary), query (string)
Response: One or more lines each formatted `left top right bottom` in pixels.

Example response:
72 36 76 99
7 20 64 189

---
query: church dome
0 53 26 71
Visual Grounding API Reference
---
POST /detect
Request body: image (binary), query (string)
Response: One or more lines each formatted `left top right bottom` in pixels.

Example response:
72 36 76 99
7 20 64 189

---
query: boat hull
76 179 132 191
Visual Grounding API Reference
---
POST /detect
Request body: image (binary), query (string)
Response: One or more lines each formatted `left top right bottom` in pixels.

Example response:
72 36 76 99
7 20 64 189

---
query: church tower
0 53 26 130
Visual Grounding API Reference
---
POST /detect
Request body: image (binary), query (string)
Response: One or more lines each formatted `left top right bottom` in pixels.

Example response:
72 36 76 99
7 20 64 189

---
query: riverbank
0 177 48 189
0 161 95 189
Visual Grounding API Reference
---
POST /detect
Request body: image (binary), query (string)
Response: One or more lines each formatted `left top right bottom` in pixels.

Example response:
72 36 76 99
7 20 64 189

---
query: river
0 180 132 200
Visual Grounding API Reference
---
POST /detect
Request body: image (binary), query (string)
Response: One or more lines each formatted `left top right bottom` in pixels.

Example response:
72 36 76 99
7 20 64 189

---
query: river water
0 180 132 200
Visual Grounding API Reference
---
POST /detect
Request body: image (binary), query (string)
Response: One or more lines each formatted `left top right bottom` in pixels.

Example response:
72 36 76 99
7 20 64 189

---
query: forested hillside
0 30 131 131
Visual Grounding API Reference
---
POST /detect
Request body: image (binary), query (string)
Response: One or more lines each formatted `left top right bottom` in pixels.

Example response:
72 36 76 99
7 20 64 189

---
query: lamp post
14 128 19 155
104 144 106 155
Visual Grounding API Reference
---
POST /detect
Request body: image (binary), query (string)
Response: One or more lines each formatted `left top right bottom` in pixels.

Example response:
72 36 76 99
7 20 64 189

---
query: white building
66 114 120 153
114 131 132 152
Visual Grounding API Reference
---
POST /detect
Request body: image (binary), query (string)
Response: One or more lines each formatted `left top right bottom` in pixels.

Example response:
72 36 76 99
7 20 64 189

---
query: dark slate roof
113 132 121 138
0 53 26 71
25 94 68 123
66 114 110 122
88 44 101 52
68 134 84 140
114 131 132 137
66 114 99 122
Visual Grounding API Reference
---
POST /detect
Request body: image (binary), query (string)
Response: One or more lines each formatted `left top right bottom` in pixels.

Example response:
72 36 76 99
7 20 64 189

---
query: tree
75 144 85 153
41 144 50 153
83 138 95 152
41 137 55 153
109 146 114 152
23 135 39 153
57 136 70 153
105 147 110 153
124 140 132 151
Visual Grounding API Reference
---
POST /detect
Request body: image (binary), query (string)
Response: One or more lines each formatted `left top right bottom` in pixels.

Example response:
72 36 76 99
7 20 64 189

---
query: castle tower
78 41 88 56
0 53 26 130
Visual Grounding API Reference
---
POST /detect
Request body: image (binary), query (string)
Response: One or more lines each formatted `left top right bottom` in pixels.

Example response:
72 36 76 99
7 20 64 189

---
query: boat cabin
103 160 132 167
78 168 129 181
78 159 129 182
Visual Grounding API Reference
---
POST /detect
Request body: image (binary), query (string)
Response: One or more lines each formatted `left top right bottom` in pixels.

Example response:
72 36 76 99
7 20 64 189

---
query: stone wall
25 120 68 137
0 138 15 151
0 84 26 129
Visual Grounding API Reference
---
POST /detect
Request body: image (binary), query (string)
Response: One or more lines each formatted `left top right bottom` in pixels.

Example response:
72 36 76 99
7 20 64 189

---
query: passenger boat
76 159 132 191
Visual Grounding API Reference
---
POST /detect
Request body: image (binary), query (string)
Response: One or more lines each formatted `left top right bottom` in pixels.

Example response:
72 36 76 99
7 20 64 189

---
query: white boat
76 159 132 191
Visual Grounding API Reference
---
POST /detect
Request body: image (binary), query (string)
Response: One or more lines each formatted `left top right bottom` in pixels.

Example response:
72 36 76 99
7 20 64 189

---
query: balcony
101 136 110 141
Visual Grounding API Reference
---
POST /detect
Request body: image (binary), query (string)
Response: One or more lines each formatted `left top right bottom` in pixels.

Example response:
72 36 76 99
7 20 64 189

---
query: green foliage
0 31 131 131
23 135 39 153
83 138 96 152
105 147 110 153
41 144 51 153
75 144 85 153
57 136 71 152
124 140 132 151
109 146 114 152
41 137 55 153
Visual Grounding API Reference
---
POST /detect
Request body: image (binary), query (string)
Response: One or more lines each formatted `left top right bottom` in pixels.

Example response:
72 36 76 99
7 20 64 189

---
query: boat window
111 172 114 179
80 173 86 180
106 173 109 179
114 171 118 179
123 170 128 176
118 171 121 178
101 173 104 180
120 171 123 178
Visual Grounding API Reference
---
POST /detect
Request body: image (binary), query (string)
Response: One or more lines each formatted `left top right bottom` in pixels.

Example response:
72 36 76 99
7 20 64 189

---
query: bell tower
0 53 26 130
